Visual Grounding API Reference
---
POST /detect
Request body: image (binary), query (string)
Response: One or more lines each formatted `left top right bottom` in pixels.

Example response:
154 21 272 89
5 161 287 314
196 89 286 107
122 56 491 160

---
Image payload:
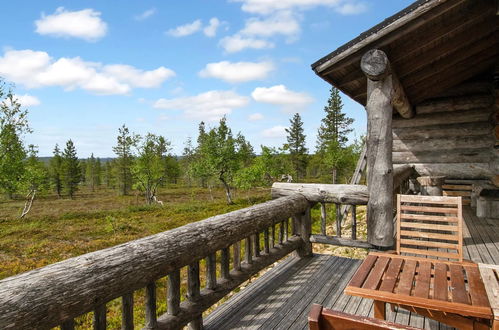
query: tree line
0 77 362 209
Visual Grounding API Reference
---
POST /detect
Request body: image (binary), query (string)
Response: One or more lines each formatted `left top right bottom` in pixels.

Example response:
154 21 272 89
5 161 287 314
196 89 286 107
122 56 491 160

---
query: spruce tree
94 158 102 187
316 87 354 151
316 88 354 183
61 139 81 199
85 153 96 191
285 113 308 180
113 124 138 195
49 144 63 197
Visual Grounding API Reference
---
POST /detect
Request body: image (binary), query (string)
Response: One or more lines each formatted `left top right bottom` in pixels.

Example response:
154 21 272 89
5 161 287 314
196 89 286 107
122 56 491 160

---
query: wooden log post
361 49 397 248
294 206 313 258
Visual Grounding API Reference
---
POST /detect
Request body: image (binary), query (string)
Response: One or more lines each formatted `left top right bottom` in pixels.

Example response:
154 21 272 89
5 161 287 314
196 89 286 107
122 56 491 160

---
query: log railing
0 194 311 330
271 183 372 249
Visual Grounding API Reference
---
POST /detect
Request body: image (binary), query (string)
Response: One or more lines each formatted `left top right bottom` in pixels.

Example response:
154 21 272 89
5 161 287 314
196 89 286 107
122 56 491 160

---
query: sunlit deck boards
204 207 498 329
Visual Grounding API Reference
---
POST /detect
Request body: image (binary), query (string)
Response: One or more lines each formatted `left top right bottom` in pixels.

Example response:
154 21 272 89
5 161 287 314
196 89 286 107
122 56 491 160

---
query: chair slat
400 205 458 214
396 259 417 295
362 256 390 290
433 263 448 301
400 213 459 222
449 264 469 304
400 248 459 259
399 238 458 250
414 261 432 298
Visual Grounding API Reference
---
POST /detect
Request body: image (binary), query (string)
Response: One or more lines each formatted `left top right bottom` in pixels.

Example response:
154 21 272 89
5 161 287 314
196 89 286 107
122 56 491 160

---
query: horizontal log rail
0 194 311 330
272 183 372 249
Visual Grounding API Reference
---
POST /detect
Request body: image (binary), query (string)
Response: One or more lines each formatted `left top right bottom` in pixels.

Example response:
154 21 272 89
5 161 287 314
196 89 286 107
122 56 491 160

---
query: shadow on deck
205 207 498 330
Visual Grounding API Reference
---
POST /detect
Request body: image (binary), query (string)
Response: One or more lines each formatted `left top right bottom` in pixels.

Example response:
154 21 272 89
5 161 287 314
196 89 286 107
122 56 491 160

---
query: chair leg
390 303 397 312
374 300 386 320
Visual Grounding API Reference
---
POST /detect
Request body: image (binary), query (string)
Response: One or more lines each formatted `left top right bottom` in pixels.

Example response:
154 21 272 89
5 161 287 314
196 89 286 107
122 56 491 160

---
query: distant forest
0 78 363 209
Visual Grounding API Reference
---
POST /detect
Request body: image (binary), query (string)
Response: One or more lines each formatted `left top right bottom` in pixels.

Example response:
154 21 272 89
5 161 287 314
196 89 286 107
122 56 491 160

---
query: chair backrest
308 304 420 330
396 194 463 261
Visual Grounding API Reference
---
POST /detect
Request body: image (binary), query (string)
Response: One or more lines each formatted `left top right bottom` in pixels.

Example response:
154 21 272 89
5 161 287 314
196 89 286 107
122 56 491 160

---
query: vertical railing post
221 247 230 280
167 270 180 316
145 282 157 329
320 202 327 235
335 203 342 237
294 205 312 258
187 261 202 330
351 205 357 241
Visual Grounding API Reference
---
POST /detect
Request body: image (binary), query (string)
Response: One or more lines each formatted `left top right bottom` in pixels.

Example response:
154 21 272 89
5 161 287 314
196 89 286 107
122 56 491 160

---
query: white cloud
0 49 175 95
35 7 107 41
262 125 287 138
219 35 274 53
203 18 221 37
248 113 264 121
153 90 249 121
335 2 368 14
166 20 202 37
241 11 300 39
135 8 156 21
235 0 341 15
199 61 274 83
103 64 175 88
14 94 41 107
252 85 313 111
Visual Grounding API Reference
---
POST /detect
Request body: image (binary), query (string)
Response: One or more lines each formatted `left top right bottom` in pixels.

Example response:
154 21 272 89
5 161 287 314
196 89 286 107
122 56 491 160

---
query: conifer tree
104 161 114 188
49 144 63 197
285 113 308 180
113 124 139 195
316 87 354 151
20 145 48 217
85 153 96 191
61 139 81 199
316 87 354 183
94 158 102 187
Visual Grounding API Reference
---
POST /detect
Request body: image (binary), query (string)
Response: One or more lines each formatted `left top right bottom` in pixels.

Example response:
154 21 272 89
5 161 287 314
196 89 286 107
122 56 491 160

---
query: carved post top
361 49 390 81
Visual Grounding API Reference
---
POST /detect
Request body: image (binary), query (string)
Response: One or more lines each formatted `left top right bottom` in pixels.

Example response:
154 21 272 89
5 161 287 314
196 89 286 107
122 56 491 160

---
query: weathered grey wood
93 304 106 330
263 228 270 254
393 165 414 189
252 233 260 258
335 203 342 237
284 219 289 241
167 270 180 316
351 205 357 241
295 207 312 258
320 202 327 235
364 58 394 248
206 253 217 290
220 248 230 280
233 241 241 272
361 49 413 118
392 122 493 140
61 319 75 330
121 292 134 330
279 221 284 244
188 316 202 330
245 237 252 264
413 163 494 179
393 148 493 164
393 135 493 152
187 262 201 302
271 223 276 247
416 94 493 114
145 282 157 329
0 194 309 329
156 237 302 329
271 183 368 204
309 235 374 249
392 108 491 128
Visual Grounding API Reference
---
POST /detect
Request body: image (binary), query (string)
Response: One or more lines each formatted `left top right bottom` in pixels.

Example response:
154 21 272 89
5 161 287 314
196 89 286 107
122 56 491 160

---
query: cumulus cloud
335 2 368 15
251 84 313 111
199 61 274 83
0 49 175 95
241 11 300 39
203 18 221 37
14 94 41 107
35 7 107 41
261 125 287 138
248 113 264 121
166 20 202 37
235 0 341 15
134 8 156 21
153 90 249 121
219 35 274 53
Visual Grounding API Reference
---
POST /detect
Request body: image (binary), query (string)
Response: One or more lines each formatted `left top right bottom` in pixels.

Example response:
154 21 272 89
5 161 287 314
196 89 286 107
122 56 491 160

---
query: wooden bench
308 304 420 330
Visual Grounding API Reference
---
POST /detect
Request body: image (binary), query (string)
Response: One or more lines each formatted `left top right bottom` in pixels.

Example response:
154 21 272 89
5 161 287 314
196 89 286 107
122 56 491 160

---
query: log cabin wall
392 80 498 180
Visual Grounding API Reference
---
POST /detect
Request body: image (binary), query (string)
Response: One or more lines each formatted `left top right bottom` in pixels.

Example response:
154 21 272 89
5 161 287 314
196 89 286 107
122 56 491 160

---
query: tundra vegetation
0 79 363 327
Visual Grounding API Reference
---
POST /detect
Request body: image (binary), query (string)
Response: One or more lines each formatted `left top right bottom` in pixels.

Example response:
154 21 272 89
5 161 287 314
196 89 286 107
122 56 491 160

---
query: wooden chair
308 304 420 330
396 194 463 262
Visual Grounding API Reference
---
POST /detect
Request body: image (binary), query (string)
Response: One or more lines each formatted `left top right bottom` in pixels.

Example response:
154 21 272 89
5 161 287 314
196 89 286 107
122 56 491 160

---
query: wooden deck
205 207 498 329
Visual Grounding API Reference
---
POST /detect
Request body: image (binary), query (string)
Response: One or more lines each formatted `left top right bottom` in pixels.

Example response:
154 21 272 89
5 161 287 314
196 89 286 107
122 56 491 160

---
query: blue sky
0 0 412 157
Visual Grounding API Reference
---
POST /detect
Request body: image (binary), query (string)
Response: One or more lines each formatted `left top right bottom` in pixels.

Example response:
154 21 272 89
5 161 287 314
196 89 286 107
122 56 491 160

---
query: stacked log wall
392 83 498 179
